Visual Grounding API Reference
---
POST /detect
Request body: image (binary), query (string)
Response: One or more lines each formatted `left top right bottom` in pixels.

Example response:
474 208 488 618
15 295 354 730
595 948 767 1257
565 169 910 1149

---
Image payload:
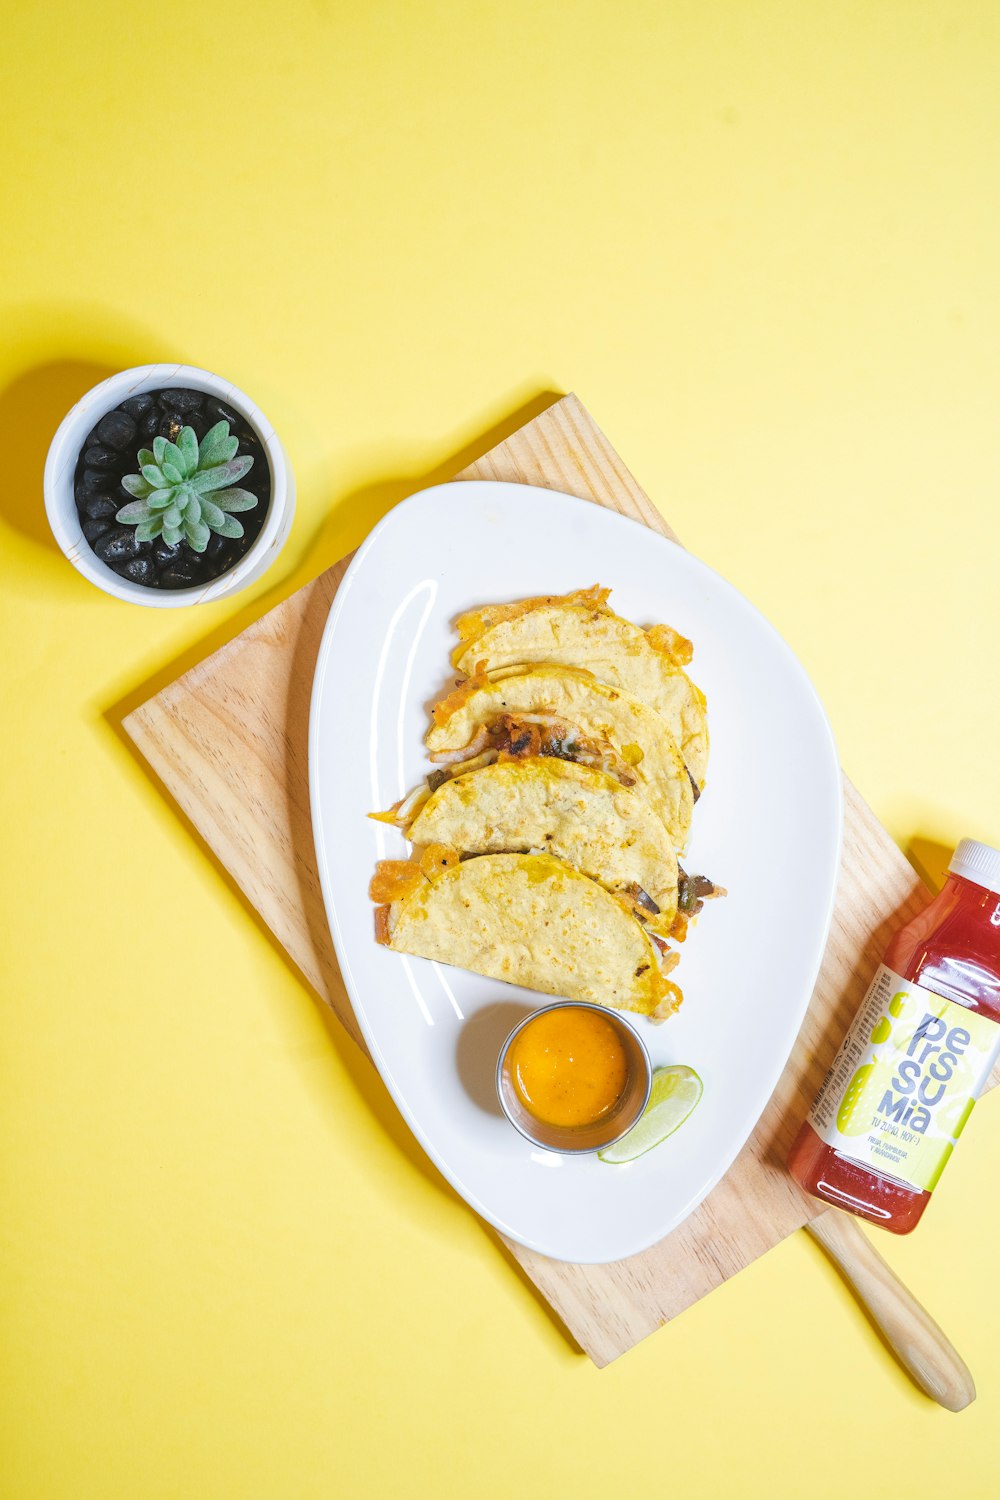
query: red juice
788 839 1000 1233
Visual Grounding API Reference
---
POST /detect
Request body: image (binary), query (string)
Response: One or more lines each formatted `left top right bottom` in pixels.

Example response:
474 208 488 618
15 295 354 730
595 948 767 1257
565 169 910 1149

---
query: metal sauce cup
496 1000 652 1155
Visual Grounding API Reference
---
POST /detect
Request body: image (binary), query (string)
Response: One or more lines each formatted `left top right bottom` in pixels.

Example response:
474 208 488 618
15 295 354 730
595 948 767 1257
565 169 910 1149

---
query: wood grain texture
123 393 997 1368
805 1212 976 1411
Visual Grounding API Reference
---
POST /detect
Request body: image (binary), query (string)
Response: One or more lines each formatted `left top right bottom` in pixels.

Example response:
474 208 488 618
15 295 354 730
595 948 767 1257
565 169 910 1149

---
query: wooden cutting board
123 393 995 1367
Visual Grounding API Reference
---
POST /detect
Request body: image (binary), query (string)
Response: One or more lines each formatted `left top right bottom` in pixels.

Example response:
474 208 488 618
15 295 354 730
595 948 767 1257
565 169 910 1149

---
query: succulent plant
116 421 257 552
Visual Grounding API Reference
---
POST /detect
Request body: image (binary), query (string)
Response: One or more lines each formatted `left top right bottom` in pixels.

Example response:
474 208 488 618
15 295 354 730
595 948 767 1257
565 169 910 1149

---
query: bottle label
807 963 1000 1193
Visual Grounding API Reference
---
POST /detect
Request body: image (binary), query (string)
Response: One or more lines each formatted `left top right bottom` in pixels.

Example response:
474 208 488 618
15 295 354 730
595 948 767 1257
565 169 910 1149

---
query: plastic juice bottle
788 839 1000 1233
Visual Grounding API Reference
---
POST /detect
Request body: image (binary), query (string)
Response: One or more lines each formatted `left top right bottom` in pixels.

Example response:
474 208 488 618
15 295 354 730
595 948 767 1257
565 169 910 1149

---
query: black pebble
140 407 159 438
202 397 240 429
120 393 154 417
95 409 137 450
79 466 110 492
82 518 112 543
159 387 203 413
83 444 119 469
159 562 199 587
121 556 157 585
152 539 184 567
157 411 184 440
82 493 119 522
93 526 143 565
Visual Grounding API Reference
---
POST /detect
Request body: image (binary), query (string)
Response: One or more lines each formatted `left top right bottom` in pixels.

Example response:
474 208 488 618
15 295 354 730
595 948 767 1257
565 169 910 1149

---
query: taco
397 757 679 936
452 586 709 789
372 851 681 1020
424 663 694 852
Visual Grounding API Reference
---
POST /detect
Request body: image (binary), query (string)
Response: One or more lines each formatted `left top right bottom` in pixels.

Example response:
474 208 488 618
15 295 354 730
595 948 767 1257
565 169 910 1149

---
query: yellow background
2 2 999 1494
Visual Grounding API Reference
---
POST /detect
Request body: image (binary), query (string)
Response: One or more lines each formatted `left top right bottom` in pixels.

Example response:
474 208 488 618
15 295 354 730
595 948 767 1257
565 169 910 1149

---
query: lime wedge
598 1065 703 1164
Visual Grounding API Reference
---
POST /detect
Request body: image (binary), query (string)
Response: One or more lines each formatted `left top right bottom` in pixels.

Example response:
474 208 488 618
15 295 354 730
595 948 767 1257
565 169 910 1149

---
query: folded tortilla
425 663 694 852
407 758 678 935
379 851 679 1019
452 587 709 788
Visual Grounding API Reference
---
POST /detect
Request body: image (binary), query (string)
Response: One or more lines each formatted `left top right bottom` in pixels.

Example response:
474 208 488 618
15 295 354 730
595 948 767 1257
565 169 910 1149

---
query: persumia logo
877 1010 972 1134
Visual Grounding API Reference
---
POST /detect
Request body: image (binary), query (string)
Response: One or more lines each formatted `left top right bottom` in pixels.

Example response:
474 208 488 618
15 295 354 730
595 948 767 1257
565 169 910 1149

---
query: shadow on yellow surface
907 837 953 894
0 358 120 554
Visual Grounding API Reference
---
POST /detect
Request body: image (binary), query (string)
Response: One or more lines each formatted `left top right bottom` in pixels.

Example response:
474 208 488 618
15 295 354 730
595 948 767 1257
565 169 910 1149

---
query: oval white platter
309 481 842 1263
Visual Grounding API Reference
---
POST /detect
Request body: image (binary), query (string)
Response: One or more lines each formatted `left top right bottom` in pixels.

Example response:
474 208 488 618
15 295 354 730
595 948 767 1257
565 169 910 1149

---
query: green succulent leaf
199 497 226 529
213 514 245 539
161 438 185 472
116 500 152 523
187 520 210 553
115 419 263 556
177 426 199 475
211 487 258 512
198 421 238 468
190 455 254 493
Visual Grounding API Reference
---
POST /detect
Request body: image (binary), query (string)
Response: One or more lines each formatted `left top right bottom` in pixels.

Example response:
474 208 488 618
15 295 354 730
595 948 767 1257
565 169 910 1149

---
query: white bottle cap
948 838 1000 896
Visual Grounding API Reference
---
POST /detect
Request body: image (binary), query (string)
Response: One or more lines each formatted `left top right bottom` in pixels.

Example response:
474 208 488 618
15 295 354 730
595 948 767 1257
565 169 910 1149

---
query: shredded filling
432 712 637 785
676 867 724 916
373 715 638 834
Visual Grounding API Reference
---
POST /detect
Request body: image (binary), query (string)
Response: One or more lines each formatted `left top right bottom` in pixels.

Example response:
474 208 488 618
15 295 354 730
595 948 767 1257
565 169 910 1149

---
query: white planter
44 362 295 607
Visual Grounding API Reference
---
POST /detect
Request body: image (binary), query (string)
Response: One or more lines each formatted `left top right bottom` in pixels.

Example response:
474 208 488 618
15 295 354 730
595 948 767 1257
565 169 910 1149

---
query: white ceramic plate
309 482 842 1263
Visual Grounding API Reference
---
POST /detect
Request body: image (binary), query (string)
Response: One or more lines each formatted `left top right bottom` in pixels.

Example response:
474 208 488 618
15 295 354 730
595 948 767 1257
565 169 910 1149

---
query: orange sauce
509 1007 629 1129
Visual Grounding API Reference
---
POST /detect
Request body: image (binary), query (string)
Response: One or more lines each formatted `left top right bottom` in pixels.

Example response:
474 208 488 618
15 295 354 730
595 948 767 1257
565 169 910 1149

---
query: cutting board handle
805 1210 975 1411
